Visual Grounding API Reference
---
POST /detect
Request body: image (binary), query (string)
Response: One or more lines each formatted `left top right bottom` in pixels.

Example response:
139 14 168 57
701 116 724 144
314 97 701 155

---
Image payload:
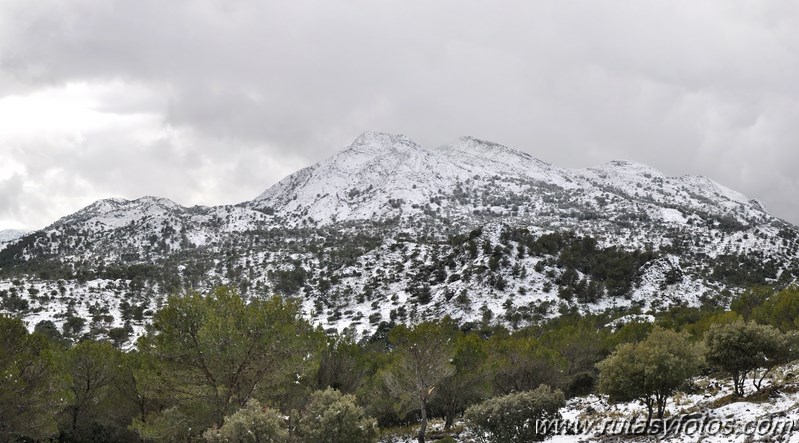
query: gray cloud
0 0 798 228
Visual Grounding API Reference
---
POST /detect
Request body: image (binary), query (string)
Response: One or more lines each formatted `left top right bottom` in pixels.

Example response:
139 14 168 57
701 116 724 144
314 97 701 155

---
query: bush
203 399 289 443
465 385 565 443
63 315 86 337
704 320 792 395
33 320 62 341
564 372 596 398
131 407 196 443
597 327 702 421
297 388 378 443
107 327 129 347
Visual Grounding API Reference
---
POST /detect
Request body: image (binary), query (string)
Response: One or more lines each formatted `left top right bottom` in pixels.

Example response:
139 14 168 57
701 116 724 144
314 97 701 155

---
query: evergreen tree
704 320 794 395
597 327 702 422
383 320 457 443
0 316 68 441
433 332 490 430
63 340 119 434
134 287 324 436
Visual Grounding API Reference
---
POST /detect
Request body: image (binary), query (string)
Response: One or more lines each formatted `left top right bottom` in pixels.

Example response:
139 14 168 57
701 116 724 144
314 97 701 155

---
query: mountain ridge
1 131 797 345
43 131 783 231
249 131 773 229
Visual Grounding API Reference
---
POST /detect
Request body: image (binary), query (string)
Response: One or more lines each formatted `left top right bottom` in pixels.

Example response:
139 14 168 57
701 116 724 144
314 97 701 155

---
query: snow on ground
551 366 799 442
377 363 799 443
0 278 155 348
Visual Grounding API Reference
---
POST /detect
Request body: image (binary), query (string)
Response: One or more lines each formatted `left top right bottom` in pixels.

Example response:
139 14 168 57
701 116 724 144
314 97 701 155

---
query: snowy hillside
0 132 797 346
0 229 27 251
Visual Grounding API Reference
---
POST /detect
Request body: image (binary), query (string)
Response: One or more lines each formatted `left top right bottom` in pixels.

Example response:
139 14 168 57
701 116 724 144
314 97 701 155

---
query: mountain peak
346 131 423 154
593 159 666 177
324 131 433 175
88 196 181 212
132 196 182 209
50 195 185 230
452 136 528 157
439 136 551 169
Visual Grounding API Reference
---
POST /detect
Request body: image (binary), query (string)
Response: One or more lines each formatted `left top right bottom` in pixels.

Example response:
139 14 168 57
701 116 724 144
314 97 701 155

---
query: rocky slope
0 132 797 345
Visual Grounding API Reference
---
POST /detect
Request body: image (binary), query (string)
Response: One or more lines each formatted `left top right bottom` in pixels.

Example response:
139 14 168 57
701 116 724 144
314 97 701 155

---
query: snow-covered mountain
0 229 28 252
1 132 797 345
251 132 770 230
0 228 27 242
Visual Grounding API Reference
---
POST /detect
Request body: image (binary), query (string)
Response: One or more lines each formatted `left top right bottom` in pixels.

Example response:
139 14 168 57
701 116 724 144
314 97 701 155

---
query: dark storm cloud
0 0 798 228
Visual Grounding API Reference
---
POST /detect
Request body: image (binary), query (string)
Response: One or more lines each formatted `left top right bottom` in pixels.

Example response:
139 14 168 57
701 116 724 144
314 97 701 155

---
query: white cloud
0 81 303 229
0 0 798 228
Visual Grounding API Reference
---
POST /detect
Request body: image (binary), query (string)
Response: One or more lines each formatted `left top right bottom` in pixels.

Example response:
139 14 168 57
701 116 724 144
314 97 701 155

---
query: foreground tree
314 336 372 394
0 316 68 441
465 385 565 443
63 340 119 434
433 332 490 430
131 406 195 443
115 350 163 426
704 320 793 395
488 334 564 395
541 318 607 378
134 287 324 437
597 327 702 422
383 320 457 443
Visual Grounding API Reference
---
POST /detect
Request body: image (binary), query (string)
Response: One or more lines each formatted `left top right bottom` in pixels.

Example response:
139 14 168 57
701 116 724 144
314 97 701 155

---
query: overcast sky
1 1 797 230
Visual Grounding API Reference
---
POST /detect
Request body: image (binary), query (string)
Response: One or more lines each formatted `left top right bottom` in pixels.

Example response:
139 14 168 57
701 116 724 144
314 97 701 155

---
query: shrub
131 407 195 443
564 372 596 398
107 327 129 347
203 399 288 443
33 320 62 341
296 388 378 443
730 286 772 320
465 385 565 443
